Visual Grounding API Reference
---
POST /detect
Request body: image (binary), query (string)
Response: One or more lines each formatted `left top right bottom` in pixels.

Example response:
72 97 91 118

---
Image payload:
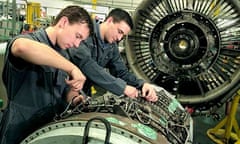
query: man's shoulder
27 29 48 41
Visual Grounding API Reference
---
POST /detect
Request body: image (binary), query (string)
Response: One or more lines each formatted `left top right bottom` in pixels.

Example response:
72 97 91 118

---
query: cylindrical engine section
21 88 193 144
21 113 169 144
126 0 240 112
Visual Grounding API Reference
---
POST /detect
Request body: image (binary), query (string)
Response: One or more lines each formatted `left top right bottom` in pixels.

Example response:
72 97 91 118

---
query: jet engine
125 0 240 114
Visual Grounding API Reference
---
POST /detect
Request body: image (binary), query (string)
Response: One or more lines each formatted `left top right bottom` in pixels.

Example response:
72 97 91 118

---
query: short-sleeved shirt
0 29 68 144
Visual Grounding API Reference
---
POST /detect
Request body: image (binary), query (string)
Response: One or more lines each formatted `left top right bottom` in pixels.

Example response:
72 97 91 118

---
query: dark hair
105 8 134 30
52 5 93 34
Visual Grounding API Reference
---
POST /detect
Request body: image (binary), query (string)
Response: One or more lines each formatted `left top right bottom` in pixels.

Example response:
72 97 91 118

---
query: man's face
57 18 90 49
105 18 131 44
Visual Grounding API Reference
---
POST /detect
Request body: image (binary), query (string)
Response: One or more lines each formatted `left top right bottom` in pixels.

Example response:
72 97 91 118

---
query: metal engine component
125 0 240 113
21 87 193 144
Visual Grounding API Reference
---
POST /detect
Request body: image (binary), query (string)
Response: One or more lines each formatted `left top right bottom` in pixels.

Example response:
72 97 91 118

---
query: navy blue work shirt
67 21 144 96
0 29 68 144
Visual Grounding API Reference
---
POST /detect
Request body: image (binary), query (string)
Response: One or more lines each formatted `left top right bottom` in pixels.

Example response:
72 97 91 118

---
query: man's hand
124 85 138 99
66 91 85 106
141 83 158 102
65 67 86 91
72 95 84 106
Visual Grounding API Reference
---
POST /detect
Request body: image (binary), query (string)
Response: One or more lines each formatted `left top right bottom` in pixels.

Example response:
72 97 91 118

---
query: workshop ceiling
63 0 142 10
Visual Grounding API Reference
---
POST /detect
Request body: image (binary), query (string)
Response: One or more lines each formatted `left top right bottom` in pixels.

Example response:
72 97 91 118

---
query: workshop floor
193 103 240 144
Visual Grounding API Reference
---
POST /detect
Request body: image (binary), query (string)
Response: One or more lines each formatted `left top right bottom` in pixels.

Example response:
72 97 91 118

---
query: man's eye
118 29 124 35
76 35 82 39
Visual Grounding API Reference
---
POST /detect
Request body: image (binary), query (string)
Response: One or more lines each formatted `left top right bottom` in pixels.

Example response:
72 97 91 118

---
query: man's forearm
12 38 77 74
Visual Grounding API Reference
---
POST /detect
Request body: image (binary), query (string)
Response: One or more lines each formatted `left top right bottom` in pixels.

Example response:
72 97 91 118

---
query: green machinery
0 1 23 42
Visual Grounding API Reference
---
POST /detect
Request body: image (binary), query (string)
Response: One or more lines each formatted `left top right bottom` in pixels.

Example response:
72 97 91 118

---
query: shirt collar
94 21 112 49
42 28 61 51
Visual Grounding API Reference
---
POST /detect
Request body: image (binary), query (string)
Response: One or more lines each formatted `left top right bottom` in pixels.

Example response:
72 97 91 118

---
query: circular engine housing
125 0 240 113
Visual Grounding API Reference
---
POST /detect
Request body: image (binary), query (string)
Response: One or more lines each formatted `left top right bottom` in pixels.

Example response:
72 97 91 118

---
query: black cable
82 116 111 144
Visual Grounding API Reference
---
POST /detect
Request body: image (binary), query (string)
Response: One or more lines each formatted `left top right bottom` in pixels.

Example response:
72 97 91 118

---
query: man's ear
106 16 113 23
59 16 68 28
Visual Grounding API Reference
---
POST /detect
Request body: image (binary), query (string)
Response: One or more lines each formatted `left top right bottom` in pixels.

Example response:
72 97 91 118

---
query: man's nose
74 40 81 48
118 34 124 41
